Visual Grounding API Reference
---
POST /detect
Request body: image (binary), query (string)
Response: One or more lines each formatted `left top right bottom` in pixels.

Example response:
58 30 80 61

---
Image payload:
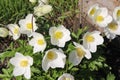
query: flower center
76 48 85 58
108 23 118 31
54 31 63 39
95 15 104 23
65 78 71 80
47 51 57 60
13 28 19 34
85 34 94 43
90 8 96 16
117 10 120 17
20 60 28 67
26 23 32 30
37 39 45 45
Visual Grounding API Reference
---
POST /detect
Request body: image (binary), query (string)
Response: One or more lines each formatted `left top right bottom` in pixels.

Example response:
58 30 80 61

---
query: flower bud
29 0 36 3
0 27 9 38
34 5 52 17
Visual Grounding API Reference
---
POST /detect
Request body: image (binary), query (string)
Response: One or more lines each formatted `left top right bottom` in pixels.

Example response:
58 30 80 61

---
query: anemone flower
10 52 33 79
49 25 71 47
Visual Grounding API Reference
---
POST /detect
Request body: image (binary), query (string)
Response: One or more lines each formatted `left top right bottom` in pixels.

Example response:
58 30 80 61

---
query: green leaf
106 72 115 80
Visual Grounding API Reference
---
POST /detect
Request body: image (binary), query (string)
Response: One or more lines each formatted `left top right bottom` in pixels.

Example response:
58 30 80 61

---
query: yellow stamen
95 15 104 23
108 23 118 31
13 28 19 34
85 34 94 43
54 31 63 39
37 39 45 45
90 8 96 16
76 48 85 58
20 60 28 67
26 23 32 30
47 51 57 60
117 10 120 17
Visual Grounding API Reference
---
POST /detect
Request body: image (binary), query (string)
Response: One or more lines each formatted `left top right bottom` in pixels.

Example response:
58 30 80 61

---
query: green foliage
106 72 115 80
0 0 36 24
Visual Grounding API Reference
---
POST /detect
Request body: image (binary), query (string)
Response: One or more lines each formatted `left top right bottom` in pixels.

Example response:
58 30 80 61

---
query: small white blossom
113 6 120 24
83 31 104 52
49 25 71 47
42 48 66 71
0 27 9 38
58 73 74 80
104 28 116 40
10 52 33 79
34 5 52 17
104 21 120 39
29 32 46 53
7 24 21 40
19 14 38 37
69 42 91 66
88 4 99 18
94 7 112 27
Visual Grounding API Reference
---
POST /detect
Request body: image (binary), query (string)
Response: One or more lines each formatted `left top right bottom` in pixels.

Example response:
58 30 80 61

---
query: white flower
49 25 71 47
113 6 120 24
94 7 112 27
19 14 38 37
29 0 36 3
29 32 46 53
7 24 21 40
58 73 74 80
34 5 52 17
42 48 66 71
69 42 91 66
104 28 116 40
10 52 33 79
104 21 120 39
83 31 104 52
88 4 99 18
39 0 48 6
0 27 9 38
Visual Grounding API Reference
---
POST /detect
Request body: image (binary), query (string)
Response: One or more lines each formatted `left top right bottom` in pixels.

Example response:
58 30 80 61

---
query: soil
105 37 120 80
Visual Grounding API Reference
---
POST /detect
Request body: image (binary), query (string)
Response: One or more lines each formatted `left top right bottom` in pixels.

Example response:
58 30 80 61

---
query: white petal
99 8 108 17
69 51 83 66
89 43 97 53
31 32 43 38
113 7 120 21
87 4 99 18
13 35 20 40
51 37 59 46
49 27 56 36
93 33 104 45
58 73 74 80
26 14 33 21
57 41 66 47
73 42 80 47
85 50 92 59
105 15 113 24
42 58 50 71
13 67 25 76
104 29 116 39
24 67 31 79
33 44 46 53
10 57 21 67
15 52 24 57
98 22 108 27
26 56 33 66
29 38 36 46
50 57 65 68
